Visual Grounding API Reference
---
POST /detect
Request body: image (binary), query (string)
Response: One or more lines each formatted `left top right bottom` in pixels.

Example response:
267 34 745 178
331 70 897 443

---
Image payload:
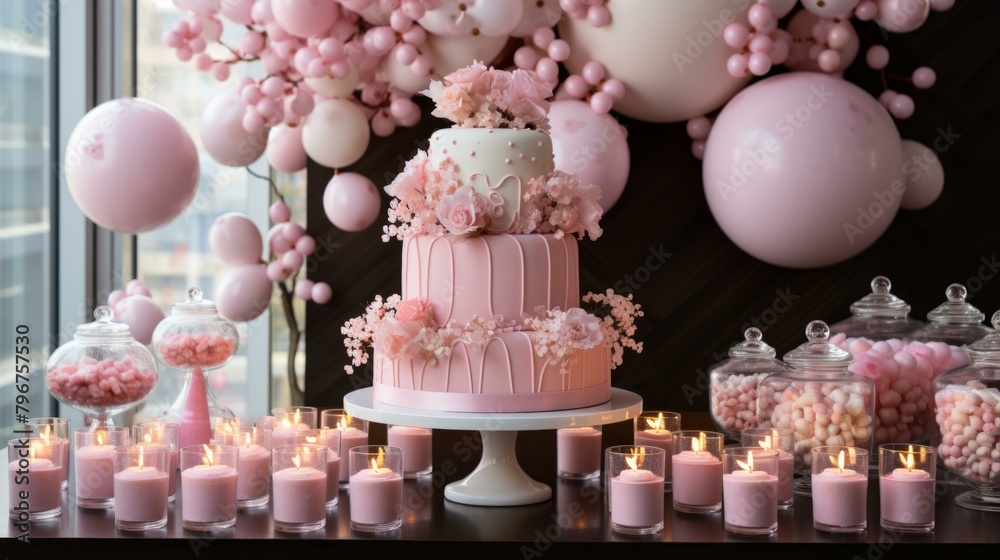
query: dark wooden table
4 413 999 558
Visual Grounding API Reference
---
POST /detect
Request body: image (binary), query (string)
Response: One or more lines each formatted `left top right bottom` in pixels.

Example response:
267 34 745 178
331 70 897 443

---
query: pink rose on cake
395 298 435 328
433 85 475 124
385 150 428 201
436 185 487 235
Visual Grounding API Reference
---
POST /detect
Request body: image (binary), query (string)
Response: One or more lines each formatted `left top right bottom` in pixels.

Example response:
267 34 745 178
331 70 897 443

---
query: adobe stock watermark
716 83 836 200
961 254 999 302
566 120 627 175
844 126 961 245
673 0 753 72
682 287 799 405
611 245 673 295
2 0 68 54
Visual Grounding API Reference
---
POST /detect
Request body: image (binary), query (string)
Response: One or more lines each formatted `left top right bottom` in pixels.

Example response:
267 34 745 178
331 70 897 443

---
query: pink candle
880 468 934 526
349 466 403 526
338 427 368 482
181 464 238 525
8 459 61 517
812 468 868 528
113 466 169 524
610 469 664 528
236 444 271 506
388 426 432 477
722 470 778 530
672 451 723 507
272 466 327 525
326 452 341 504
635 429 672 480
75 444 115 502
557 427 602 477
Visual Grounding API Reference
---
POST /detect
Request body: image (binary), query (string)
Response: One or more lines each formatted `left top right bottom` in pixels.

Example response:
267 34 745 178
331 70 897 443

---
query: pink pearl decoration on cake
47 357 158 408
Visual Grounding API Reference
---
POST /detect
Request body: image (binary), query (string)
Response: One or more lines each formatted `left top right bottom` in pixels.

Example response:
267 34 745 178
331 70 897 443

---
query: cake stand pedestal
343 387 642 507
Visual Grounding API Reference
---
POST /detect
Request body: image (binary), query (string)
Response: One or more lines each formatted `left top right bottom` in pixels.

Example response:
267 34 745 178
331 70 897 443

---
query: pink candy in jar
157 332 235 368
709 328 788 442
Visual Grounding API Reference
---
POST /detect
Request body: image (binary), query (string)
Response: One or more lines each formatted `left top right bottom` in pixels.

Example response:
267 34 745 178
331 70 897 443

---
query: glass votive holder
557 425 602 481
232 421 271 509
741 427 795 510
113 445 169 531
8 437 63 521
74 426 129 509
25 417 71 491
349 445 404 533
272 443 328 533
133 421 180 502
213 418 241 445
634 411 681 491
879 444 936 534
722 447 779 536
606 445 665 534
323 409 369 488
811 446 869 533
180 444 238 531
296 428 341 507
671 430 724 514
271 407 317 450
272 406 318 429
388 425 433 479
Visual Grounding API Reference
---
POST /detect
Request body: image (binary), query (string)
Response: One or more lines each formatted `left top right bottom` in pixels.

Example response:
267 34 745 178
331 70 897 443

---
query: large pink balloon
899 139 944 210
548 100 630 214
64 98 199 234
559 0 752 122
215 264 273 322
200 86 269 167
702 72 905 269
209 212 263 265
270 0 338 38
266 123 308 173
113 295 166 346
323 172 381 231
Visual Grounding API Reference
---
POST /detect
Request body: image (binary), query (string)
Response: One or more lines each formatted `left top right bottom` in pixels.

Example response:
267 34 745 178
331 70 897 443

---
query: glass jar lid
783 320 853 371
849 276 912 318
966 311 1000 360
74 305 132 342
926 284 986 325
728 327 777 358
170 287 218 315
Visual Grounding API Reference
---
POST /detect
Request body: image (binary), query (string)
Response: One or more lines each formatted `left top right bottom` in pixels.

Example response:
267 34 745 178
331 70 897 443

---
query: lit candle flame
138 445 145 469
293 454 301 470
737 451 754 473
337 416 350 431
757 436 772 451
202 444 214 467
144 433 152 444
836 449 846 473
223 422 234 434
306 435 318 444
899 445 916 472
40 425 51 443
692 433 706 453
96 431 105 446
376 446 385 469
645 412 665 431
626 453 639 471
245 432 252 447
292 409 301 427
29 444 38 461
281 417 293 428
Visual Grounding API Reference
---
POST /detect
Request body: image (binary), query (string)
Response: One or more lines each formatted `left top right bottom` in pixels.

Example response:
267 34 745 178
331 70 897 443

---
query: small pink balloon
270 0 338 39
219 0 254 25
215 264 273 322
282 221 305 242
295 279 315 300
322 172 381 232
311 282 333 304
266 260 291 282
281 249 304 270
64 98 199 234
266 123 308 173
875 0 930 33
108 290 128 308
547 99 630 213
269 201 291 223
295 235 317 256
785 10 858 74
125 279 153 298
201 86 269 167
267 223 293 254
113 294 166 346
209 212 264 265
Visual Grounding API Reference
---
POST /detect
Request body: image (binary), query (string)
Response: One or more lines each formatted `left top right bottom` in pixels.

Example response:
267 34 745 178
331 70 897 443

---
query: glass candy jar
709 328 788 443
45 305 158 428
911 283 992 347
151 287 238 448
756 320 875 496
932 310 1000 512
829 276 925 340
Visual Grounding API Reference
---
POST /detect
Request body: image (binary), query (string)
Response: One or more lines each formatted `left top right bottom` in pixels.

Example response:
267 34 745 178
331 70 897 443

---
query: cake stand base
343 387 643 507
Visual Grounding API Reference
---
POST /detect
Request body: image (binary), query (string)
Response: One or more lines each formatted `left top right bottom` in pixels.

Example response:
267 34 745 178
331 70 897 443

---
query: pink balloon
875 0 930 33
214 264 273 322
200 86 269 167
785 10 859 74
64 98 199 234
219 0 254 25
125 279 152 297
209 212 263 265
270 0 338 39
702 72 904 269
113 294 166 346
547 99 630 213
311 282 333 304
322 172 381 232
108 289 128 308
899 139 944 210
266 123 308 173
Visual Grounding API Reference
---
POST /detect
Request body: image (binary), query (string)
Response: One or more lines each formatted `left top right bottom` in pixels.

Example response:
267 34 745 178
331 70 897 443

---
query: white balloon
899 139 944 210
199 86 269 167
305 65 361 98
559 0 753 122
424 32 509 77
510 0 563 37
419 0 524 36
302 98 371 169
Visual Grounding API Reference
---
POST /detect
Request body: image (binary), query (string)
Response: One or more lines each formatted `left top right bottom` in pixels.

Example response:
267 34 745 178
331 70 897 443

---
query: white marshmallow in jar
932 310 1000 513
828 277 969 448
756 320 875 496
708 328 788 444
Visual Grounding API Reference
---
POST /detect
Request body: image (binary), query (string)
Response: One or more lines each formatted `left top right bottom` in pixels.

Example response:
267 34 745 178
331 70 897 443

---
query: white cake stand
343 387 642 507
